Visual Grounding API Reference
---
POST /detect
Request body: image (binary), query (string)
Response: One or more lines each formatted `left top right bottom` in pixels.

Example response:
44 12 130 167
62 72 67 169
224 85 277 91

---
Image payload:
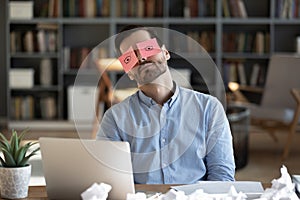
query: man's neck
140 79 174 106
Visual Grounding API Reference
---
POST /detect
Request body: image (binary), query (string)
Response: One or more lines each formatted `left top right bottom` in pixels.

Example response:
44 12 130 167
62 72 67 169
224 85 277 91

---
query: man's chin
138 77 170 88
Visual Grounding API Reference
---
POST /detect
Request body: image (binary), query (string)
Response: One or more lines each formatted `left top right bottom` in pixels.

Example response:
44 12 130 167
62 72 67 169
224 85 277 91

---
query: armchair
228 54 300 160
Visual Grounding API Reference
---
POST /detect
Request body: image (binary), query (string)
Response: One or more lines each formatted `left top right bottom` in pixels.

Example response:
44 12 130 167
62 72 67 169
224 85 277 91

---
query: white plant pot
0 164 31 199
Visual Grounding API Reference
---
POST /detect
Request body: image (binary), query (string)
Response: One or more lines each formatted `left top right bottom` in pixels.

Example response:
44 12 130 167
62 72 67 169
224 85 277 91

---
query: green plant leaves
0 129 39 167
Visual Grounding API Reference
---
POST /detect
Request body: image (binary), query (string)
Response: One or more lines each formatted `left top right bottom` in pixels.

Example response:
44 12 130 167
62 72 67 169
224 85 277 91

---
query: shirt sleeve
204 98 236 181
96 109 122 141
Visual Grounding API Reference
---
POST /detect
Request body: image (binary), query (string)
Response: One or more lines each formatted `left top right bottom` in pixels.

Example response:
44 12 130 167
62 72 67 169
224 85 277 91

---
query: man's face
119 30 169 85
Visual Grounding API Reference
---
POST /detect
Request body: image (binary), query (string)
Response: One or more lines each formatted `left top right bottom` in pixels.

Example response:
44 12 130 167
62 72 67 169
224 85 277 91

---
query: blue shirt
97 83 235 184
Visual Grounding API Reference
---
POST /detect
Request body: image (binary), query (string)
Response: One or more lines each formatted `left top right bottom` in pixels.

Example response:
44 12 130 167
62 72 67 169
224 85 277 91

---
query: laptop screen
39 137 135 199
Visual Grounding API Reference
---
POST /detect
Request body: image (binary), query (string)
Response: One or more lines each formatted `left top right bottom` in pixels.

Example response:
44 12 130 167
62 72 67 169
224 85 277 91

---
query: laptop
39 137 135 200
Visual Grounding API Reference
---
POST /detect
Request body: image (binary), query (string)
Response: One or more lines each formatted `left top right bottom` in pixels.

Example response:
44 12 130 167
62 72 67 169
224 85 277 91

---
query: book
237 0 247 18
198 0 206 17
63 47 71 70
101 0 110 17
10 31 16 53
223 61 237 86
155 0 163 17
10 31 23 53
85 0 96 17
189 0 198 17
23 31 34 52
237 62 247 85
11 96 22 120
40 96 57 119
255 32 265 54
229 0 240 17
40 58 53 86
237 33 246 52
145 0 155 17
229 62 238 82
250 64 260 86
199 31 211 52
47 31 57 52
48 0 55 17
37 30 46 52
137 0 145 17
222 0 231 17
79 47 90 68
21 96 34 120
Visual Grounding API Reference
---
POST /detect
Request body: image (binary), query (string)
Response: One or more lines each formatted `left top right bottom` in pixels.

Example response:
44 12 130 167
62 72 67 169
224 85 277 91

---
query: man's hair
114 25 163 56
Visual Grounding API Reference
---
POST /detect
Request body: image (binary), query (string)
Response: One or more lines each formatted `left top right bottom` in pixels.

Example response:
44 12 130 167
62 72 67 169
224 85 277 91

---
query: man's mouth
138 62 155 73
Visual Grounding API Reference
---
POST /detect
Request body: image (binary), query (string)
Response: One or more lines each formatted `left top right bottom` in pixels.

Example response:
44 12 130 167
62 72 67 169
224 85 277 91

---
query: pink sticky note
136 38 161 60
118 46 139 73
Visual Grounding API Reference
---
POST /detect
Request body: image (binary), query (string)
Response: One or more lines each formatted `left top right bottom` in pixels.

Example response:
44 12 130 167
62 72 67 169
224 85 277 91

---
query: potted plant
0 129 40 199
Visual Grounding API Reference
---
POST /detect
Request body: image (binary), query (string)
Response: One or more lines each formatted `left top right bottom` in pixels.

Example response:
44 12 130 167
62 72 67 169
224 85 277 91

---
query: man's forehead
119 30 152 53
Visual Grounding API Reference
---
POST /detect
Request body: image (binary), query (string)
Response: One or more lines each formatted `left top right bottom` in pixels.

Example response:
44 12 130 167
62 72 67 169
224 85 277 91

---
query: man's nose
134 49 147 64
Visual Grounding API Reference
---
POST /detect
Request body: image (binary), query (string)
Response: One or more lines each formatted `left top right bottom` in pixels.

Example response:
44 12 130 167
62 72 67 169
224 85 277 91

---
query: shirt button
162 138 166 143
162 163 167 168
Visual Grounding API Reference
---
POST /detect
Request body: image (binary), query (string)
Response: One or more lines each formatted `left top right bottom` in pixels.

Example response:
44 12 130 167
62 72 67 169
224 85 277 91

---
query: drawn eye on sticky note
136 38 161 60
118 46 139 73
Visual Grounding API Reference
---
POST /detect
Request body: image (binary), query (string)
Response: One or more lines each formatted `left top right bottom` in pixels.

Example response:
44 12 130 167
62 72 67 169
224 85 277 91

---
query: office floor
235 129 300 183
26 128 300 186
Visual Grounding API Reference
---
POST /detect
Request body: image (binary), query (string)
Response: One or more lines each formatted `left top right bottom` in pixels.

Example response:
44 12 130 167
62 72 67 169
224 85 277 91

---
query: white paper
171 181 264 199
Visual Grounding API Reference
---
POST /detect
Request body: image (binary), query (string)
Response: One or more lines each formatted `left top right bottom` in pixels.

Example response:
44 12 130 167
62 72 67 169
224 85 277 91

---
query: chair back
261 54 300 109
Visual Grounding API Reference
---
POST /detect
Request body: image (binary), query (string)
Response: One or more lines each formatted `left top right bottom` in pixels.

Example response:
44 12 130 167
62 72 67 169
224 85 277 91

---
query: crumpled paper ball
81 183 112 200
258 165 299 200
126 192 147 200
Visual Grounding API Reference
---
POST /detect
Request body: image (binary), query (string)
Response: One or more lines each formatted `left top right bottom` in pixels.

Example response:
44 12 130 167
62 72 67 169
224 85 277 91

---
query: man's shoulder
107 92 139 112
179 87 216 101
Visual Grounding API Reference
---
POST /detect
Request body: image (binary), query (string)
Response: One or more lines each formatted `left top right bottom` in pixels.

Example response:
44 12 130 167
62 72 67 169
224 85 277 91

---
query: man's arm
96 109 122 141
204 99 236 181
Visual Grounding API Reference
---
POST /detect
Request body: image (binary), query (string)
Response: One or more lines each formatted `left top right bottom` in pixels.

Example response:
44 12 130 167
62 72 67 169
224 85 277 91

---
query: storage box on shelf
9 1 33 19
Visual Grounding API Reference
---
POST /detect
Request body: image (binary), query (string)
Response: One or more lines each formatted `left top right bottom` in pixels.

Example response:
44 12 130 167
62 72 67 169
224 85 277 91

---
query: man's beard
134 60 167 85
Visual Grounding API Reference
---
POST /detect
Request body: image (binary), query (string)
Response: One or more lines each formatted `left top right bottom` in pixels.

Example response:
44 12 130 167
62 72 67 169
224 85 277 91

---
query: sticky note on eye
118 46 139 73
136 38 161 60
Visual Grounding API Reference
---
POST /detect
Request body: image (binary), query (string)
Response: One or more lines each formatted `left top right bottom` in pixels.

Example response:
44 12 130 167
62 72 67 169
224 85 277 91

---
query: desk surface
15 184 271 200
23 184 174 199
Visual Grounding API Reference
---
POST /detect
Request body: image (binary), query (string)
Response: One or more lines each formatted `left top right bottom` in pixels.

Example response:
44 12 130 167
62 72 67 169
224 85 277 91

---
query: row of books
63 0 110 17
222 0 247 18
63 46 108 70
115 0 163 17
10 95 57 120
171 31 215 53
183 0 216 18
34 0 59 18
10 25 57 53
187 31 215 52
223 32 270 54
276 0 300 18
223 61 266 87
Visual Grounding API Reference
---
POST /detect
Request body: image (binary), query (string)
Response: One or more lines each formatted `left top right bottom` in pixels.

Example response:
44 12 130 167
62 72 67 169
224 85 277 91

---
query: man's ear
161 45 170 60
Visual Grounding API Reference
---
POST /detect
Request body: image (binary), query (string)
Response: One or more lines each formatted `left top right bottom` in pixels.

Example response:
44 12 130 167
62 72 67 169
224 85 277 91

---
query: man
97 26 235 184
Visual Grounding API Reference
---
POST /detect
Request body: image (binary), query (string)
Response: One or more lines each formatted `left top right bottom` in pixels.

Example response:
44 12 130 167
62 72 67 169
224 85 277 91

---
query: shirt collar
137 81 180 108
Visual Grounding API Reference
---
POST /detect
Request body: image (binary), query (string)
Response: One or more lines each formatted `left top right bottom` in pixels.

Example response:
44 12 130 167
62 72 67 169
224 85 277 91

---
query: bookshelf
4 0 300 130
0 0 8 129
